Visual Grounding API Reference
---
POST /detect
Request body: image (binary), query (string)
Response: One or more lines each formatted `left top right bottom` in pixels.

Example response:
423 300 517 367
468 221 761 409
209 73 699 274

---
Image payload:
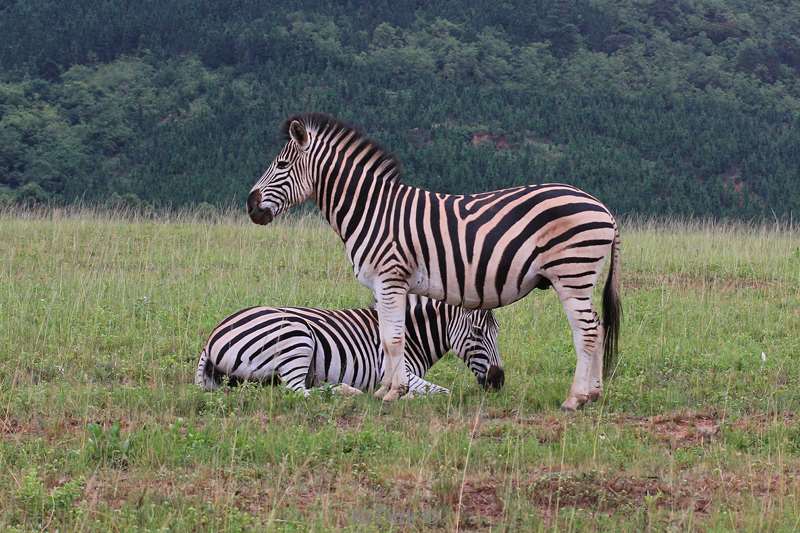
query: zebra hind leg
276 343 317 397
557 291 603 412
588 318 605 402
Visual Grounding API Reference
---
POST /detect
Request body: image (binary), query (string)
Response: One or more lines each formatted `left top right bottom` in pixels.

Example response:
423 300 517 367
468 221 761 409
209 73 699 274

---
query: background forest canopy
0 1 799 219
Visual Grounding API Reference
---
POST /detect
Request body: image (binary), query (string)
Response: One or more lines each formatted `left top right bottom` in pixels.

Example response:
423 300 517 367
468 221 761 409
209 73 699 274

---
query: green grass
0 207 798 531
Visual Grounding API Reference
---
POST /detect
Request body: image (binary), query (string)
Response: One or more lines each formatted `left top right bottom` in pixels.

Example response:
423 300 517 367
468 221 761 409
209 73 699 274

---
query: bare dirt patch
478 413 566 444
471 131 511 150
478 409 726 450
81 467 277 516
361 470 504 530
334 413 367 430
83 472 134 511
0 415 87 442
731 412 797 432
527 470 673 516
623 411 720 449
524 467 798 521
457 480 504 530
523 415 566 444
0 417 25 436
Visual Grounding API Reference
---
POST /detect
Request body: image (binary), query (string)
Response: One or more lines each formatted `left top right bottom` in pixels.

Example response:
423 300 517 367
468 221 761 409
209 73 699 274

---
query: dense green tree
0 0 797 218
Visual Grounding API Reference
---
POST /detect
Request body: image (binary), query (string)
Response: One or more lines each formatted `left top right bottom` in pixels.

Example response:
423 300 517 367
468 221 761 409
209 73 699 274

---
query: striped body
248 114 621 409
196 294 502 395
338 183 616 309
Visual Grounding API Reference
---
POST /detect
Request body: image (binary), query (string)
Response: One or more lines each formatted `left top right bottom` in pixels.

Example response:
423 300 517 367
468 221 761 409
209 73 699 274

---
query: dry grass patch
524 466 800 523
731 411 797 432
625 272 779 292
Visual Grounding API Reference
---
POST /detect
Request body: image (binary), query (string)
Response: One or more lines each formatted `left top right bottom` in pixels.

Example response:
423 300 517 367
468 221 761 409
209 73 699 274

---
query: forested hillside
1 1 799 218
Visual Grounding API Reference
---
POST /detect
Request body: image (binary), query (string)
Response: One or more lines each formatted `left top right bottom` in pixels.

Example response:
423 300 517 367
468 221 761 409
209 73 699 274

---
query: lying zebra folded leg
316 373 449 397
195 294 504 396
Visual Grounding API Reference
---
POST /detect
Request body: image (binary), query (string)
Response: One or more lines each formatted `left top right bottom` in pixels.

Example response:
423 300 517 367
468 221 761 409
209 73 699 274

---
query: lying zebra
196 294 504 396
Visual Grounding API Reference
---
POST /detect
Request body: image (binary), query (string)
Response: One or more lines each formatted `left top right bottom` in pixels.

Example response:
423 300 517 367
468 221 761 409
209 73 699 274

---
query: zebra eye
276 160 290 170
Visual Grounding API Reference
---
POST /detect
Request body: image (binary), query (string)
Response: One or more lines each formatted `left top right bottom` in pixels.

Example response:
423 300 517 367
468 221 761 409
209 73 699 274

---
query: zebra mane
281 113 403 183
485 310 499 331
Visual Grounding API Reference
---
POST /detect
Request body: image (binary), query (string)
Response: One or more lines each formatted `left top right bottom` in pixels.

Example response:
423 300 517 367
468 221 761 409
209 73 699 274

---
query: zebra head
449 309 504 391
247 116 317 225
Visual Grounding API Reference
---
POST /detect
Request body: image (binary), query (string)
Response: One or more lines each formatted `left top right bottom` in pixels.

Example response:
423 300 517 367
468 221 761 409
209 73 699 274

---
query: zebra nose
483 365 505 391
247 190 273 225
247 189 261 214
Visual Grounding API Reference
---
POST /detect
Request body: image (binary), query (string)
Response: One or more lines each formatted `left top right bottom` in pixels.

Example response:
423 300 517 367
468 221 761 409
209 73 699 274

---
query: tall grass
0 207 798 531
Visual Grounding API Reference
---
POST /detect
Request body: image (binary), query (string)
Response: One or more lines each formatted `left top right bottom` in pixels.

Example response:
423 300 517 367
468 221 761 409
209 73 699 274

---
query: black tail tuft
602 228 622 380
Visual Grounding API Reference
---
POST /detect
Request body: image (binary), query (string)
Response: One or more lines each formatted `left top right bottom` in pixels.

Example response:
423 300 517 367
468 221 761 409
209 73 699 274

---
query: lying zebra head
449 308 504 390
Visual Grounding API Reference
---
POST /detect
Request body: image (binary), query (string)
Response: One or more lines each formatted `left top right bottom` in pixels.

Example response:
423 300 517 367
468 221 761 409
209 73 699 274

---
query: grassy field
0 208 798 531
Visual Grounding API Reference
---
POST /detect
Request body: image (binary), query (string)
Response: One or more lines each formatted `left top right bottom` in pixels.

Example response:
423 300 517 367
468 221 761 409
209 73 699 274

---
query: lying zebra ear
464 310 483 335
289 120 310 150
468 310 497 336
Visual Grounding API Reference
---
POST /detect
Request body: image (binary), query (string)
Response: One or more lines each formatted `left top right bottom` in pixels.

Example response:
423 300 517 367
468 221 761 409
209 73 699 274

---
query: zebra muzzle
247 190 274 225
480 365 505 391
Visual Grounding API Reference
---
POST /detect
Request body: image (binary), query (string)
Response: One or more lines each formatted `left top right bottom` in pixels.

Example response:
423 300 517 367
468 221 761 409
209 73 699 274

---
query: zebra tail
195 347 219 390
602 223 622 380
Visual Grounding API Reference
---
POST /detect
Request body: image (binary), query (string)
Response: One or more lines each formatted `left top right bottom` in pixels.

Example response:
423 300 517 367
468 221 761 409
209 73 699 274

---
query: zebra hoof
335 384 363 397
373 384 390 399
381 384 409 402
560 395 589 412
560 402 578 413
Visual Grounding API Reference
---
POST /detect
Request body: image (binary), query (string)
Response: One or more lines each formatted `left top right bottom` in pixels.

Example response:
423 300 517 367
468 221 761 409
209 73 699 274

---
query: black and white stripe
247 113 620 409
196 294 503 395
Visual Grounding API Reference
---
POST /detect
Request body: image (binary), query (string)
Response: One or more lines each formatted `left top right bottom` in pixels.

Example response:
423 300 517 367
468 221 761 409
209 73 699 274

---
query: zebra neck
425 311 452 368
313 163 411 243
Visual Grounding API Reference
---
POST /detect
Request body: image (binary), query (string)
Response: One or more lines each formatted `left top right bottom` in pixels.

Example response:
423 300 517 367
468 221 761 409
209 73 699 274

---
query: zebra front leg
558 293 602 411
373 281 410 401
405 374 450 397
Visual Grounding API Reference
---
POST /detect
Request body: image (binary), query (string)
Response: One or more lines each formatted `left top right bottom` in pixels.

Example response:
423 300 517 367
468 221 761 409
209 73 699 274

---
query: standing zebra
196 294 503 395
247 113 621 410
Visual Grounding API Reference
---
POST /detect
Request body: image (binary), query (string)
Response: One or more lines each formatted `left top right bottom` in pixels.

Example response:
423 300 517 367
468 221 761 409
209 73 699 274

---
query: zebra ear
289 120 310 150
469 310 494 334
464 309 482 332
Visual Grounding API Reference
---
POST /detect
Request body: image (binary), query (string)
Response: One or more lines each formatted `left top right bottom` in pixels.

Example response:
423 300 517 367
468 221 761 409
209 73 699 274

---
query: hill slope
1 1 799 218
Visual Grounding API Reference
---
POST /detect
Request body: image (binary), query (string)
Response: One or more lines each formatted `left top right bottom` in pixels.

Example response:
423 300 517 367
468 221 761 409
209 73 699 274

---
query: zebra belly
209 340 287 383
407 264 527 309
